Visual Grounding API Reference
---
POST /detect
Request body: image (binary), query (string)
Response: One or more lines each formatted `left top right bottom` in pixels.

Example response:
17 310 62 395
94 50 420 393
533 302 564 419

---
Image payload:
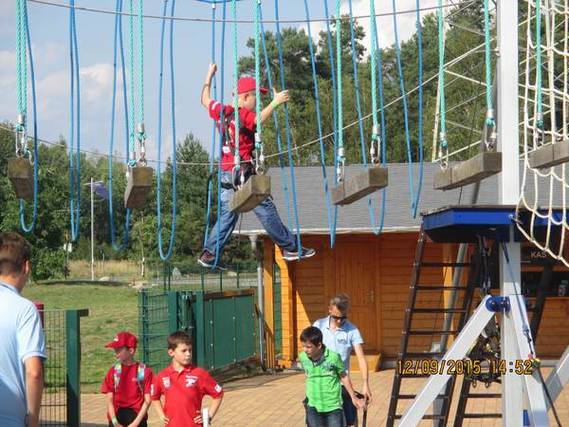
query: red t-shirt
151 364 224 427
208 99 257 171
100 362 153 420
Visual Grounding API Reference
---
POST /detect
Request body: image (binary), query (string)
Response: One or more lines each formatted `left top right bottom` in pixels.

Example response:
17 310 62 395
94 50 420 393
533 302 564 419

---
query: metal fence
139 289 259 374
40 309 87 427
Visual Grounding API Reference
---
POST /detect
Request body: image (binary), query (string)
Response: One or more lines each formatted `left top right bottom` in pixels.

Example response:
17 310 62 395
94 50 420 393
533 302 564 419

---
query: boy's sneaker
198 250 226 270
282 247 316 261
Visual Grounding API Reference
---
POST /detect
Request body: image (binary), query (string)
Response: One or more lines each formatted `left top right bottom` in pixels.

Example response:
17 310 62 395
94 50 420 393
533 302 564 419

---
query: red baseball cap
237 76 268 95
105 331 138 350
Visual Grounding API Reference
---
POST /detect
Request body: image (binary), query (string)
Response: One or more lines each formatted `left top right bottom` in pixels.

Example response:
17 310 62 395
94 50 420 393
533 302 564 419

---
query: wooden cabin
239 164 569 369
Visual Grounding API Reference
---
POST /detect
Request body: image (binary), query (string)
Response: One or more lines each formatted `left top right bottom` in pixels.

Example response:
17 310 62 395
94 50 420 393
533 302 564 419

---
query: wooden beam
8 157 33 201
528 140 569 169
124 166 153 209
263 240 275 369
229 175 271 213
332 166 388 205
434 151 502 190
275 246 295 366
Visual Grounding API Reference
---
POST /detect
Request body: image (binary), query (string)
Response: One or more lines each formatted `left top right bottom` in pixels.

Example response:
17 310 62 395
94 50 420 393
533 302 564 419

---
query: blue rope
19 1 39 234
371 6 387 234
108 0 131 251
347 0 381 235
156 0 177 261
210 0 229 269
69 0 81 241
414 0 424 218
321 0 339 245
335 0 344 182
231 0 240 169
259 9 293 232
302 0 335 246
203 3 218 246
391 0 422 218
274 0 302 255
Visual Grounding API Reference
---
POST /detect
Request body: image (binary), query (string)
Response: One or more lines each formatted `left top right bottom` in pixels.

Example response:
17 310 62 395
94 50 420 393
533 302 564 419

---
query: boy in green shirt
299 326 364 427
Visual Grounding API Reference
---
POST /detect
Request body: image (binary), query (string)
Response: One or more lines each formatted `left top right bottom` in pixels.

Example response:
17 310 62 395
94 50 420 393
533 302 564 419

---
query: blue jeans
204 172 297 256
305 405 346 427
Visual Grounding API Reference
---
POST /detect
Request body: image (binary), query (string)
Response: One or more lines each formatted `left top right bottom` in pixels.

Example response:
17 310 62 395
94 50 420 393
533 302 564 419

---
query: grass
68 260 141 280
23 283 140 393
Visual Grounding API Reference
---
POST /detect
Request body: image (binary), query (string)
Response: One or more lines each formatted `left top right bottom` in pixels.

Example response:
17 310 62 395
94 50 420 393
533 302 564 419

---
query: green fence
139 289 258 374
40 308 88 427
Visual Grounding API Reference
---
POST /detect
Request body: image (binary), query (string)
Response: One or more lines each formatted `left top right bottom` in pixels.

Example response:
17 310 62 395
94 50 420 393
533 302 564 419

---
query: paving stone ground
78 368 569 426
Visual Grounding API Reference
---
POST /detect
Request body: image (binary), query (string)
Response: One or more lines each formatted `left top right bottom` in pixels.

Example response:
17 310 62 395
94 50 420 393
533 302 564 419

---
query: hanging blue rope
370 1 388 234
302 0 336 246
68 0 81 241
391 0 423 218
259 8 293 232
17 0 39 234
414 0 424 218
156 0 178 261
203 2 218 247
210 0 229 269
274 0 302 256
321 0 339 244
347 0 382 235
108 0 131 251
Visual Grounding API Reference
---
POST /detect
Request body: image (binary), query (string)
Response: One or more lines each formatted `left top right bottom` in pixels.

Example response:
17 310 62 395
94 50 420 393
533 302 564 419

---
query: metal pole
496 1 523 423
250 234 265 367
90 177 94 281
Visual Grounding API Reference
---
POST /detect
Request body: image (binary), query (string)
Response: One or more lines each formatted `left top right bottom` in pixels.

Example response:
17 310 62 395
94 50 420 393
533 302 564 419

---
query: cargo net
517 0 569 267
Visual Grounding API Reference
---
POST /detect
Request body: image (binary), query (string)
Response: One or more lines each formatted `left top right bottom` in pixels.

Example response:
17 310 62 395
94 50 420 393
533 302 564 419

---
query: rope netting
517 0 569 267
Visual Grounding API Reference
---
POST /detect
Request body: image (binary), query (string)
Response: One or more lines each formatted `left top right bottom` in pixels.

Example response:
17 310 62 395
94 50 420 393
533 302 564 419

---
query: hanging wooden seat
230 174 271 213
8 157 34 201
434 151 502 190
124 166 153 209
528 140 569 169
332 165 388 206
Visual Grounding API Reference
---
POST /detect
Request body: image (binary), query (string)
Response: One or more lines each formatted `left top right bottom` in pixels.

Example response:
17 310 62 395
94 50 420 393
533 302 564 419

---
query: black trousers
108 408 147 427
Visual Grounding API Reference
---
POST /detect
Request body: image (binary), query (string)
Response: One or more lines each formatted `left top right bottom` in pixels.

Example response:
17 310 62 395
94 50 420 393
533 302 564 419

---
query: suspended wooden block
124 166 153 209
528 140 569 169
434 152 502 190
8 157 33 201
332 166 388 206
229 175 271 213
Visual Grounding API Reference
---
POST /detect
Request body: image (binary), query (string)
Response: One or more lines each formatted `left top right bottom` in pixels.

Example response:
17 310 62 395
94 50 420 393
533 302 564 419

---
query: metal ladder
452 263 553 426
386 229 481 426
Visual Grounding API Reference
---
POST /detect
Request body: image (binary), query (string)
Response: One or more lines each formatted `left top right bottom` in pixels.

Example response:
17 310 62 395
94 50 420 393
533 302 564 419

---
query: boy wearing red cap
151 331 223 426
101 332 153 427
198 63 316 268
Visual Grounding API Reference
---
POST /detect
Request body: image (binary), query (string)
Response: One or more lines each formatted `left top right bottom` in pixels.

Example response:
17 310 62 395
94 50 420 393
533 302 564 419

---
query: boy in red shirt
198 63 316 268
101 332 153 427
151 331 224 426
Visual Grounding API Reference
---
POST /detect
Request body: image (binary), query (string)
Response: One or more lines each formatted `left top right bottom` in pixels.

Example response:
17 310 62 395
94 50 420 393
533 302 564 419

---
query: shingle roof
236 162 562 235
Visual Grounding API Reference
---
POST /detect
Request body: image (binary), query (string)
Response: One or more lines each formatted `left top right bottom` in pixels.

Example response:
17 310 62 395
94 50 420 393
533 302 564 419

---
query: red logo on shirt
185 375 198 387
162 377 171 389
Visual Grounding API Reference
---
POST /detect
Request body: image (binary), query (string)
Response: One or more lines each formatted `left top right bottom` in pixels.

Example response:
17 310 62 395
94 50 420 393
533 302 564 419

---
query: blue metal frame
422 205 569 243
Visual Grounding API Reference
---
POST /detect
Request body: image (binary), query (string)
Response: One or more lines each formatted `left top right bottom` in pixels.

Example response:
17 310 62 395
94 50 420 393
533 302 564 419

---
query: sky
0 0 437 166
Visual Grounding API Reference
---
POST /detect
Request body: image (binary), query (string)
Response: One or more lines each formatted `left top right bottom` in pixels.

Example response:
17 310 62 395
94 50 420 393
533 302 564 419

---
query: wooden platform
230 175 271 213
124 166 153 209
434 152 502 190
528 140 569 169
332 166 388 205
8 157 34 200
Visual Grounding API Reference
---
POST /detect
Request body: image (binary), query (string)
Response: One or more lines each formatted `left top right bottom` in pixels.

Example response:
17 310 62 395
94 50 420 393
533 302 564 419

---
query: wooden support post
8 157 33 200
434 152 502 190
331 166 388 205
124 166 153 209
229 175 271 213
528 140 569 169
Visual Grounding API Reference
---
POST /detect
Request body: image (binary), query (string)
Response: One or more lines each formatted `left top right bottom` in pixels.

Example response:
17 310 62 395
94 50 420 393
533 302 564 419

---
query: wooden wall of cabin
262 233 569 367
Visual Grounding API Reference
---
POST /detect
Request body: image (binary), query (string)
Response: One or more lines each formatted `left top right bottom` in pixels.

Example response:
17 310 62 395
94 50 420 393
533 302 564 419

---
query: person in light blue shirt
313 294 370 427
0 233 46 427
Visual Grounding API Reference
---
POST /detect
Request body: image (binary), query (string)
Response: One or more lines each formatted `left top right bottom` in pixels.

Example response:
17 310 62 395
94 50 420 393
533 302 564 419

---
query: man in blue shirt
0 233 46 427
313 294 371 427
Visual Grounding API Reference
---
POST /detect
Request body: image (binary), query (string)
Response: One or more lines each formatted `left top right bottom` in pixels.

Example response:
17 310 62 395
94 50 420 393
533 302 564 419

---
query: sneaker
197 250 226 270
282 247 316 261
